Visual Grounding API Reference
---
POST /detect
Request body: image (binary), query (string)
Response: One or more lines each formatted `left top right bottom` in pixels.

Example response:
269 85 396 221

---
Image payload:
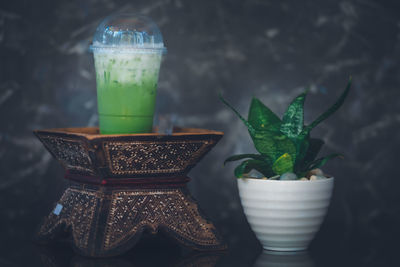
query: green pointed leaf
234 161 249 178
294 137 324 173
219 93 256 136
293 133 309 171
280 91 307 140
306 153 343 171
303 138 324 165
272 153 294 175
250 129 296 163
297 132 310 157
248 97 281 131
304 77 351 133
234 159 274 178
224 154 267 166
293 78 350 174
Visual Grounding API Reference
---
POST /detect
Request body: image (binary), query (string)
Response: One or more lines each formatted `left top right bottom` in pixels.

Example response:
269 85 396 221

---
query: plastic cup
90 14 166 134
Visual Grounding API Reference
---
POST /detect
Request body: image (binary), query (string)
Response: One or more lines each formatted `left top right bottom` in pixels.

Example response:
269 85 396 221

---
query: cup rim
89 44 167 54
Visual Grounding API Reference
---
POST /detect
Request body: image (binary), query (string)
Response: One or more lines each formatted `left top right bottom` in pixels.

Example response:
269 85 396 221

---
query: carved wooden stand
34 127 226 257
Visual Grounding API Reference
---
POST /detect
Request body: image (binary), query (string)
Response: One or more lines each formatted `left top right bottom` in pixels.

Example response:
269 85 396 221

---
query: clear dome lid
90 13 166 54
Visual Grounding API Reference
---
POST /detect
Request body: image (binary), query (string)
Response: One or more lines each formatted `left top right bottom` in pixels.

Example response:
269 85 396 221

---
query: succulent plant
220 78 351 179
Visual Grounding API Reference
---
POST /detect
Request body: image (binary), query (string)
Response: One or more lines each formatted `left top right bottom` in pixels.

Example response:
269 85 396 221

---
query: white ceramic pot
237 178 334 251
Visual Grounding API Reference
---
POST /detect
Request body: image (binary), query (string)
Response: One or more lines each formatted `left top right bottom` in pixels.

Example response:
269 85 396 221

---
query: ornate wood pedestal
34 127 226 257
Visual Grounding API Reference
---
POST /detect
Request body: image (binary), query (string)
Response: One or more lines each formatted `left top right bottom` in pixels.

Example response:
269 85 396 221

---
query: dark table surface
0 220 398 267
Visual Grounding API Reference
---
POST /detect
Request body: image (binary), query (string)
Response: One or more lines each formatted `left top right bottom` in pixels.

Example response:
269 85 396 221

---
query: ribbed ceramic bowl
237 178 334 251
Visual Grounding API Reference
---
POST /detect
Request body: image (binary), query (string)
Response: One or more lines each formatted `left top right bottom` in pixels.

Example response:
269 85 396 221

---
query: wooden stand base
34 127 226 257
37 182 225 257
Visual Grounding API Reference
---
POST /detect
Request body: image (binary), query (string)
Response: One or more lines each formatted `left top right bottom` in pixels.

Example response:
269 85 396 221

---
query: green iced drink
93 52 162 134
91 14 166 134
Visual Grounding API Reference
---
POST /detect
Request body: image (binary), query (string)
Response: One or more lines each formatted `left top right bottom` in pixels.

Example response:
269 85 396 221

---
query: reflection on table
254 250 315 267
37 235 224 267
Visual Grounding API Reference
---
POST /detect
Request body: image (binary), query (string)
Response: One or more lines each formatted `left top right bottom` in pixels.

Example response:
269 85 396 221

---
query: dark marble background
1 0 400 266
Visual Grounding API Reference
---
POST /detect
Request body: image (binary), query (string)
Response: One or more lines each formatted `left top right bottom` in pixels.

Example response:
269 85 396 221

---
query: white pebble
280 172 298 180
310 168 323 176
310 174 326 180
300 177 308 181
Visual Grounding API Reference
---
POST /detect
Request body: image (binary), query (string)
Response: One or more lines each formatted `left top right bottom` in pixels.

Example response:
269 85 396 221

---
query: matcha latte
90 14 166 134
94 52 162 134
